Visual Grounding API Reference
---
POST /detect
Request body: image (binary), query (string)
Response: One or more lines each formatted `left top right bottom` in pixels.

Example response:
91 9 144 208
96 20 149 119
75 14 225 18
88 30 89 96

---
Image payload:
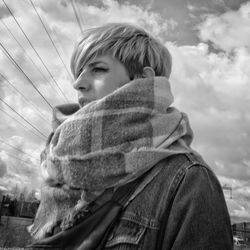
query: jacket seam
119 212 160 230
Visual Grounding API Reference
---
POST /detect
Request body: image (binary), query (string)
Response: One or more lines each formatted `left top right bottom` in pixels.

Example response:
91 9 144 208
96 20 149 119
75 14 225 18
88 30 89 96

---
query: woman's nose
73 72 90 91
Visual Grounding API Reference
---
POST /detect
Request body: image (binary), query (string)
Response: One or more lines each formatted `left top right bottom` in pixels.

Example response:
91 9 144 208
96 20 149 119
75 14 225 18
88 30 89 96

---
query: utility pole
0 195 4 225
222 185 232 199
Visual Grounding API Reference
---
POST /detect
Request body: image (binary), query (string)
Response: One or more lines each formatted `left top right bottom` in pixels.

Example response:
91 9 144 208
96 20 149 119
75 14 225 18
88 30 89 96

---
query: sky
0 0 249 224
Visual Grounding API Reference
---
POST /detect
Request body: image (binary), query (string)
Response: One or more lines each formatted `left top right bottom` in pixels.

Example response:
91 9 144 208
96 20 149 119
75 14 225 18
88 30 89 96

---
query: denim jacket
103 153 233 250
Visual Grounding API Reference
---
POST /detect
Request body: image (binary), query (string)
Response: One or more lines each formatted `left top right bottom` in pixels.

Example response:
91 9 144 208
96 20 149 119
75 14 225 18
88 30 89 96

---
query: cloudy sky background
0 0 249 223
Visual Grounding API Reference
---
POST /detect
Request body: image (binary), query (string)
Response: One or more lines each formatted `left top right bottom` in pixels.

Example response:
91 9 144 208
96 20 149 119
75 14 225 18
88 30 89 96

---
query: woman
28 23 233 249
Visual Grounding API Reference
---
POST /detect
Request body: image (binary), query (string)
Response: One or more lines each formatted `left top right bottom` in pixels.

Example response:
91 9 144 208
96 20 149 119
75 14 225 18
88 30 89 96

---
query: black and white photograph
0 0 249 249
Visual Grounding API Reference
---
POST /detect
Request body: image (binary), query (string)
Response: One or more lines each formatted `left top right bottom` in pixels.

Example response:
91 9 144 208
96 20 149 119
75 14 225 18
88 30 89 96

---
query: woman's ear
142 67 155 78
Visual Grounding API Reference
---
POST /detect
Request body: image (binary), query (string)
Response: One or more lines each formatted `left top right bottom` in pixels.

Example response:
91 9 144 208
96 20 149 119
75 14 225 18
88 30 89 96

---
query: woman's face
73 54 130 107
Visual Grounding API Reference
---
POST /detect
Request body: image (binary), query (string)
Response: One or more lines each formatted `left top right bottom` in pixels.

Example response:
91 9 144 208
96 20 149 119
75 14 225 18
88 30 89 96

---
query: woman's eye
92 67 108 73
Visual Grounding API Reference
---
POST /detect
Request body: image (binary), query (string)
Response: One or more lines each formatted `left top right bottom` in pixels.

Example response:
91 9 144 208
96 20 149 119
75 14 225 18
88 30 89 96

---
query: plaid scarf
29 76 194 239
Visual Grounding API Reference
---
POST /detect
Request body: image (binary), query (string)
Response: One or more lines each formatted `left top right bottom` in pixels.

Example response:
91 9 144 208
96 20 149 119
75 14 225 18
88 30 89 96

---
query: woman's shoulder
151 152 214 184
121 152 222 223
104 153 226 249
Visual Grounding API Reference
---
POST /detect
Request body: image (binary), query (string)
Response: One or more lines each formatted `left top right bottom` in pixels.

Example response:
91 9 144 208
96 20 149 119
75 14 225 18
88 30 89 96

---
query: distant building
232 222 250 244
0 194 39 218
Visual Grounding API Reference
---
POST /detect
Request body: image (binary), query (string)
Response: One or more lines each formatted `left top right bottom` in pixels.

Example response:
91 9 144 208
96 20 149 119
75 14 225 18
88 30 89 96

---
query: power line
29 0 73 81
1 0 69 103
75 0 86 28
0 138 39 162
0 41 53 109
1 150 38 166
0 97 47 138
0 152 39 177
0 19 52 87
0 19 65 102
38 0 75 85
0 72 50 125
0 107 44 140
70 0 84 35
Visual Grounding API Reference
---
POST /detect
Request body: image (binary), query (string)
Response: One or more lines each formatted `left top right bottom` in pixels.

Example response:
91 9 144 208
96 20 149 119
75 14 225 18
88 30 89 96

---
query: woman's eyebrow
88 61 108 67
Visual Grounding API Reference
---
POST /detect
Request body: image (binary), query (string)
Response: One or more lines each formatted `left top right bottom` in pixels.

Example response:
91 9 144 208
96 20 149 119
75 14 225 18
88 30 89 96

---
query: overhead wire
0 138 39 162
0 107 45 140
0 72 50 125
0 154 39 182
70 0 84 35
1 0 70 103
0 97 47 138
29 0 73 81
0 19 65 102
4 162 39 185
75 0 86 28
1 150 38 165
0 41 53 109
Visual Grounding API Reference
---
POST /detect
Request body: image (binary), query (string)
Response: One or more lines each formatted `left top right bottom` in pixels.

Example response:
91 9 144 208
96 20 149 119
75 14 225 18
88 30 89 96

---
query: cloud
71 0 176 38
0 136 42 192
169 41 250 182
168 3 250 182
0 4 10 19
198 2 250 52
219 176 250 222
0 0 76 107
167 4 250 221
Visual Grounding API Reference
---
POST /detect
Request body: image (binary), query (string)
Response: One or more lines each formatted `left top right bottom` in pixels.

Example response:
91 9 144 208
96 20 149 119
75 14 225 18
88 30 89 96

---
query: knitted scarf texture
29 76 194 239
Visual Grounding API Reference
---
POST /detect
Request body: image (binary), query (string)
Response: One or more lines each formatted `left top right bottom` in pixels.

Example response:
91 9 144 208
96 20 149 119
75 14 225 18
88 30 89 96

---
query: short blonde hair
70 23 172 80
